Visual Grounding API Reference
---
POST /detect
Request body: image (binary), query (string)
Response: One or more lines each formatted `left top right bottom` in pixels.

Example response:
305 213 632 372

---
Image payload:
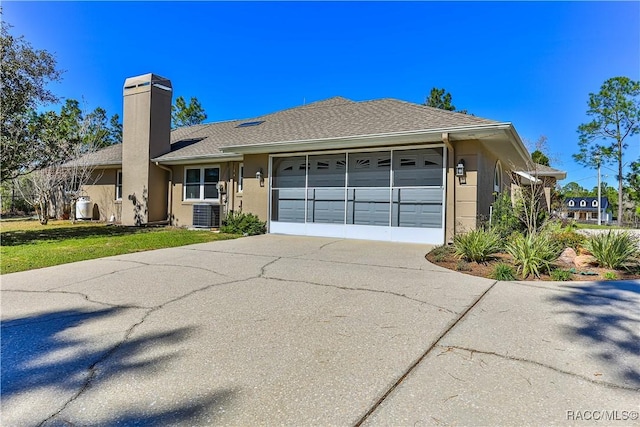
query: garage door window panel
307 154 346 224
271 156 306 223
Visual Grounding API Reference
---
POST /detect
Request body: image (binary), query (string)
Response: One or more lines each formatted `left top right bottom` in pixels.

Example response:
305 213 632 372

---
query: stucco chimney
121 73 172 225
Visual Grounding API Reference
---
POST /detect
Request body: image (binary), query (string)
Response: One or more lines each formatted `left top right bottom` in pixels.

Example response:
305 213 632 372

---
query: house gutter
442 132 455 241
220 123 516 154
155 162 173 225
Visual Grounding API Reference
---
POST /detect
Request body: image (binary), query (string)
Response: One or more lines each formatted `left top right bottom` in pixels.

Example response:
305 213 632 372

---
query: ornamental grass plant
453 229 502 263
505 232 562 279
585 231 639 269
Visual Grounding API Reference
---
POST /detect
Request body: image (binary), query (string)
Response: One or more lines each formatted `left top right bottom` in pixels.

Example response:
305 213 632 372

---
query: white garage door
269 146 446 244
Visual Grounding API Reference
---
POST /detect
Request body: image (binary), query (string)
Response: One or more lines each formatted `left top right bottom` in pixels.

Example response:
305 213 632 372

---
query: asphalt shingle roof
83 96 500 165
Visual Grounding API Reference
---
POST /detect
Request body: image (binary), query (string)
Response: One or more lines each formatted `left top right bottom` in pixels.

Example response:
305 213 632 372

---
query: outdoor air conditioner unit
192 204 221 228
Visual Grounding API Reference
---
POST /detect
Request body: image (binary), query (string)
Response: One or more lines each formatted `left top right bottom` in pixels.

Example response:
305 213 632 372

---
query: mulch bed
425 250 640 281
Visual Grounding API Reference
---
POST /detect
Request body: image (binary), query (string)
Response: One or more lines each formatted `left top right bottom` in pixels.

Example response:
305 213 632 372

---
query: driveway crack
353 280 498 426
262 275 456 314
38 307 154 426
439 345 640 392
36 272 259 426
2 289 147 311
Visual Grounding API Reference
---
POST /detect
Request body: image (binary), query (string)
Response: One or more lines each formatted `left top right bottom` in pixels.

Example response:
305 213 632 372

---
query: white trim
238 163 244 193
115 169 123 201
514 170 541 184
269 222 444 244
152 153 243 165
494 160 503 193
270 143 445 158
183 165 221 201
223 123 515 153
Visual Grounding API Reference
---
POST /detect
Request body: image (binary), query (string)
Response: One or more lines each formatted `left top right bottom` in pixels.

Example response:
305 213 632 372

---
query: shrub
491 263 516 281
490 191 524 238
453 229 502 263
585 231 639 269
542 220 585 251
603 271 618 280
550 230 585 252
505 233 562 279
221 211 266 236
550 269 572 281
455 260 472 271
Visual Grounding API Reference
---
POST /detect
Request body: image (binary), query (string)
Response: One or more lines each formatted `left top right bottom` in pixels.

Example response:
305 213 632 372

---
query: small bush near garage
585 231 639 269
453 229 502 263
221 212 267 236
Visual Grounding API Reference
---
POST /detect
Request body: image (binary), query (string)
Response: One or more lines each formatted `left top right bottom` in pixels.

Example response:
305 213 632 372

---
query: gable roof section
66 143 123 167
153 97 500 163
565 197 609 211
522 163 567 179
78 96 530 167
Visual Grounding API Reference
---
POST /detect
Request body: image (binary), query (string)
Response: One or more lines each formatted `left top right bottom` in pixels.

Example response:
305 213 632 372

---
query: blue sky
5 1 640 190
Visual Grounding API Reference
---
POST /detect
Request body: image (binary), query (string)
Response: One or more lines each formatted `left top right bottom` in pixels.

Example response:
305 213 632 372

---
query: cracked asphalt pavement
2 234 639 426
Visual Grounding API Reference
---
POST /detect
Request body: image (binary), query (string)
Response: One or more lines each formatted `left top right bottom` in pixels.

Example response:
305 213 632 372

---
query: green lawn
0 220 239 274
574 223 629 230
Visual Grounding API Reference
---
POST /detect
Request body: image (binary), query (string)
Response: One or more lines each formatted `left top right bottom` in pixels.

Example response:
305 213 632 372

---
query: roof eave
152 153 243 165
220 123 517 155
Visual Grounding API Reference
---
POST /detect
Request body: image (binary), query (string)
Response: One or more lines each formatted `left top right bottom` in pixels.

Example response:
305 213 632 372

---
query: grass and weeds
1 220 239 274
550 269 572 281
491 263 516 281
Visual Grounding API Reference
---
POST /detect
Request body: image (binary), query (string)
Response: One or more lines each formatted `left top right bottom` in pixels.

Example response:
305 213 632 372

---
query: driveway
2 235 638 426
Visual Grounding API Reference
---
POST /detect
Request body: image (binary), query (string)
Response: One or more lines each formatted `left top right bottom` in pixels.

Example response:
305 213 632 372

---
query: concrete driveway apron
2 234 638 426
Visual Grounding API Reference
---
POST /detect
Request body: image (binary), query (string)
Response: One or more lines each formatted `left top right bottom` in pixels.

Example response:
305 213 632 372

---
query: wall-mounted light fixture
456 159 466 184
256 169 264 187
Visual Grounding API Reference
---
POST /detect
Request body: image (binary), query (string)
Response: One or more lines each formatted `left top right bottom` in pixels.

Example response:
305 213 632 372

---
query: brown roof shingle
83 96 501 165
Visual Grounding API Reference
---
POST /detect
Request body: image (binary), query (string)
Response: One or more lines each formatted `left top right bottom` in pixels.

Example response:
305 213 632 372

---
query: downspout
229 162 235 215
155 162 173 225
441 132 455 241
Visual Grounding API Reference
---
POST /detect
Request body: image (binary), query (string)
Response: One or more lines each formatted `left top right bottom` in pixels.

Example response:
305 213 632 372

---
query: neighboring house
77 73 563 245
563 197 611 223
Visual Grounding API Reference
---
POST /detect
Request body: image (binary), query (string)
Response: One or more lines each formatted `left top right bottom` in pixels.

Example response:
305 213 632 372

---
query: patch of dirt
425 250 640 281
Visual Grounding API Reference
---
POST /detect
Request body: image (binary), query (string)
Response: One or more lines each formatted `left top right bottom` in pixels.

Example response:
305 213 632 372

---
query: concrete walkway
1 235 638 426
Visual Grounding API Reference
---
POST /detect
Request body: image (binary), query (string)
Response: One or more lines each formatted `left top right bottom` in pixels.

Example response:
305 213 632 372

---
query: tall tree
425 88 456 111
531 150 550 166
425 87 469 114
560 182 589 198
1 21 62 181
626 159 640 214
171 96 208 129
109 114 122 145
573 76 640 225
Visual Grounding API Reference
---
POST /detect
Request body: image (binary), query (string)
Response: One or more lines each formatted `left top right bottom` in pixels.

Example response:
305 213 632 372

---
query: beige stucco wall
82 169 122 221
448 141 515 239
453 140 479 233
239 154 269 221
